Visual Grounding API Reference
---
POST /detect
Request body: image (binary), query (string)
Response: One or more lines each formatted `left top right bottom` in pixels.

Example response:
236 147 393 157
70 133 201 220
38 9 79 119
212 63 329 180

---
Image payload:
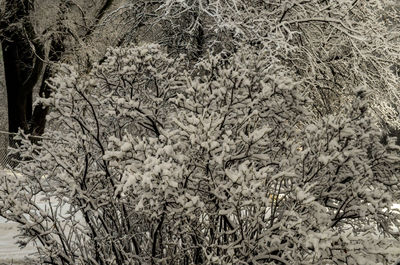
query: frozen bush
0 43 400 264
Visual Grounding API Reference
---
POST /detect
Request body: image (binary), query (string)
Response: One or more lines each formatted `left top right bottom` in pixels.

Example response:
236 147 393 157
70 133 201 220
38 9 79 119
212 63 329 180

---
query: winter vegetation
1 0 400 264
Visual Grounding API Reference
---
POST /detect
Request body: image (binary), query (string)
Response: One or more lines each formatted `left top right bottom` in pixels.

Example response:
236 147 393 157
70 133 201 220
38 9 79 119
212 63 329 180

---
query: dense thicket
1 1 400 265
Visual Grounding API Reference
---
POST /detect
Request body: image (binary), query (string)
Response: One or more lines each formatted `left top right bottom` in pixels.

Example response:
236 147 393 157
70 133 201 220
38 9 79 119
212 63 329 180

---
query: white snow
0 219 36 261
0 191 80 262
0 169 64 261
0 170 399 262
0 169 35 261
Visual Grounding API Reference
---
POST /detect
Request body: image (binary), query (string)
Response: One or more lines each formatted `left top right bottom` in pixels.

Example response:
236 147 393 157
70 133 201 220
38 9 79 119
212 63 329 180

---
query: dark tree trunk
2 41 26 133
1 0 44 134
1 0 116 136
29 37 65 136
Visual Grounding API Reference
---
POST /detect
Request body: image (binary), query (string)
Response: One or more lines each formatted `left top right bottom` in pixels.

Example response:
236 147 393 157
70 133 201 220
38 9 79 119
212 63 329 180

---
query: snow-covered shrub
1 43 400 264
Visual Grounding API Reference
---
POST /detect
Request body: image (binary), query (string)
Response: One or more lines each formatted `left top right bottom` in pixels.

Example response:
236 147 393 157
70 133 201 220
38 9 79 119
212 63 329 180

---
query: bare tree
0 0 119 136
118 0 400 126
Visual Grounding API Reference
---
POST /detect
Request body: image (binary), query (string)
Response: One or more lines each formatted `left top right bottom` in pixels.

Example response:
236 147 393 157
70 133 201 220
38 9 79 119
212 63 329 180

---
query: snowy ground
1 168 400 264
0 169 84 263
0 218 36 262
0 169 35 262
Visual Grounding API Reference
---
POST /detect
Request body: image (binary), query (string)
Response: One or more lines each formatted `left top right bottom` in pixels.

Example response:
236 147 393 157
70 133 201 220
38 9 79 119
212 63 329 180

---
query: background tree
117 0 400 128
0 0 44 133
0 43 7 167
0 0 120 135
2 0 399 136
